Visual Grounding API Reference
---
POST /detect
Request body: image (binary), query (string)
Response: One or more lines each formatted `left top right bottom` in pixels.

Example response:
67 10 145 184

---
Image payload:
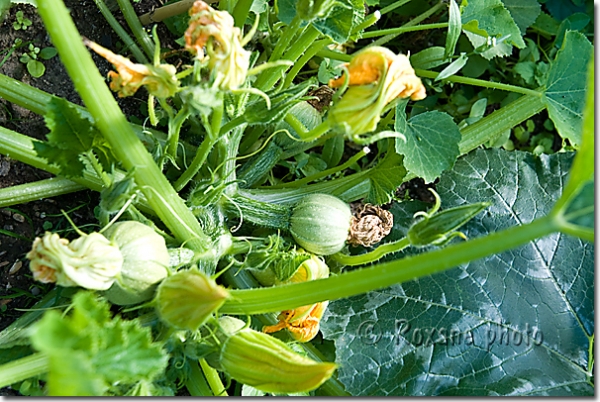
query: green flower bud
102 221 170 305
26 232 122 290
156 269 229 331
289 193 352 255
217 317 337 393
407 191 490 247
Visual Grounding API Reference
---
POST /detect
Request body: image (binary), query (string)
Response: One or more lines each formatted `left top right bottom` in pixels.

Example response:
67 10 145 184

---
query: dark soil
0 0 169 333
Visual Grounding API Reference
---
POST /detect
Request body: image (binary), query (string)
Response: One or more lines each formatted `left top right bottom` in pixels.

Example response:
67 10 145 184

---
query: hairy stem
36 0 211 253
220 215 557 314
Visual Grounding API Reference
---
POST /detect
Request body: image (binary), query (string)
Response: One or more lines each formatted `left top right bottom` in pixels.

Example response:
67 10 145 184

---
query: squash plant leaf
394 102 461 183
34 96 114 178
461 0 526 49
277 0 363 44
502 0 541 34
312 0 364 44
321 148 594 396
364 149 406 205
542 30 592 148
30 291 169 396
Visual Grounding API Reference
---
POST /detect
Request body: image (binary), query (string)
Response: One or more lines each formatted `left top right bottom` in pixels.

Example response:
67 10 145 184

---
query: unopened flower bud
184 0 250 90
328 46 426 141
26 232 122 290
156 269 229 331
85 40 179 98
217 317 337 393
407 190 490 246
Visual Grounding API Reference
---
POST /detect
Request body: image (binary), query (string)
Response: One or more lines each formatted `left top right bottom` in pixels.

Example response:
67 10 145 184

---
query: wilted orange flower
263 301 329 343
85 40 179 98
184 0 250 90
328 46 426 141
262 256 329 342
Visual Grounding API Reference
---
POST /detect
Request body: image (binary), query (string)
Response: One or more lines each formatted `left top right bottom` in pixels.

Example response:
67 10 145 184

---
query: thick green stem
361 22 448 39
416 69 544 97
92 0 148 63
330 237 410 266
174 134 218 191
282 38 330 89
0 178 85 208
186 361 213 396
0 352 49 389
269 15 303 63
199 359 228 396
36 0 211 253
254 25 320 91
231 0 254 27
115 0 155 59
458 94 545 155
220 215 558 314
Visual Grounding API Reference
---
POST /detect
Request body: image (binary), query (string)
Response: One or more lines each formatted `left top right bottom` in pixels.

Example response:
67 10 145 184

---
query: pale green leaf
410 47 447 70
364 149 406 205
445 0 462 58
30 292 169 396
435 53 468 81
464 30 513 60
542 30 592 147
312 0 365 44
395 105 461 183
502 0 541 33
461 0 526 49
321 148 593 396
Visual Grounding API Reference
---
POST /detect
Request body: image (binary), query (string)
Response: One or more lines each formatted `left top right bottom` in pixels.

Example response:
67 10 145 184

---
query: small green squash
289 193 352 255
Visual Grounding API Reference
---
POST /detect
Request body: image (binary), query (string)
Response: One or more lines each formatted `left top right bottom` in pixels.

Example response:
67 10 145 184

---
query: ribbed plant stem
0 353 49 389
220 215 557 314
36 0 211 254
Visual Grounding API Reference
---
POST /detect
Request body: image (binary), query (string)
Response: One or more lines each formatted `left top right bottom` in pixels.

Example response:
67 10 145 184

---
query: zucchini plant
0 0 593 396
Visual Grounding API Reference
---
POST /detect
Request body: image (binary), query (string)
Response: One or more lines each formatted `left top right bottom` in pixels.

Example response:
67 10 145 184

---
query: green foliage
364 148 406 205
12 10 31 30
34 97 114 178
0 0 594 396
395 103 461 183
542 30 592 147
321 149 593 396
461 0 526 49
29 292 169 396
502 0 541 33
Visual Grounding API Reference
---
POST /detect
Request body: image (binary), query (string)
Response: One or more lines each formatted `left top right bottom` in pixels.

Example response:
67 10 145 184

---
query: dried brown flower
347 203 394 247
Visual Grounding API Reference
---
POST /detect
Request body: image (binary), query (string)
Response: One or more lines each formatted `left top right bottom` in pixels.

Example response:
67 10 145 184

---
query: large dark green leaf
542 30 592 148
321 148 594 396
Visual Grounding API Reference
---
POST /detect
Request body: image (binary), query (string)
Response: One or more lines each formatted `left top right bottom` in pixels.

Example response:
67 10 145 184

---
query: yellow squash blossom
328 46 426 142
263 256 330 342
86 40 179 98
184 0 250 90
